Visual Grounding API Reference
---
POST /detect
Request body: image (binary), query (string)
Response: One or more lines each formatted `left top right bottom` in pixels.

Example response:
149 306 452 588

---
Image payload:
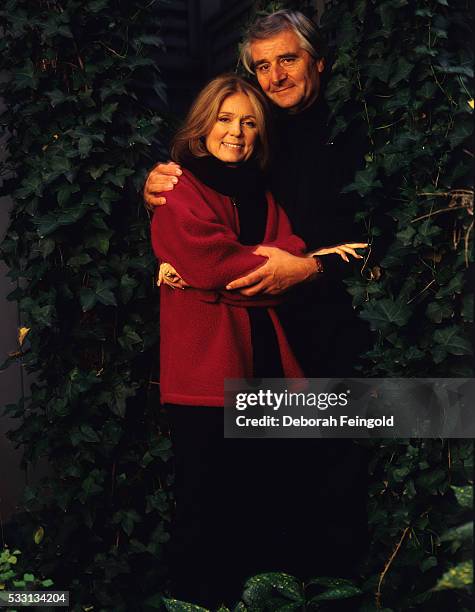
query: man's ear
316 58 325 73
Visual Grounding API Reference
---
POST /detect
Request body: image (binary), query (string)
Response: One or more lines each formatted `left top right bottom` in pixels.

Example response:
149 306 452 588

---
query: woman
150 75 317 607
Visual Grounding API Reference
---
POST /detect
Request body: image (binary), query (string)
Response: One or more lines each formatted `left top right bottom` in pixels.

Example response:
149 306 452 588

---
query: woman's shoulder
166 167 211 200
151 167 218 225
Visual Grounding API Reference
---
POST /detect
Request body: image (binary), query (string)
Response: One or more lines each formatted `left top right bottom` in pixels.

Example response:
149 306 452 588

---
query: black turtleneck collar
273 95 329 127
181 153 268 245
181 154 267 199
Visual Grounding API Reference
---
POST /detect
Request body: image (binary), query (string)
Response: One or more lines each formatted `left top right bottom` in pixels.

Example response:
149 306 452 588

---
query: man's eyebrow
253 53 299 66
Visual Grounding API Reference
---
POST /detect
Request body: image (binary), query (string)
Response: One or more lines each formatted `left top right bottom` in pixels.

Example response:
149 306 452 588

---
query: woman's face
205 92 259 164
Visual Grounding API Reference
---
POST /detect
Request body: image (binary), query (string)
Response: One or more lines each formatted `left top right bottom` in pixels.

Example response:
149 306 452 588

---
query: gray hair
240 9 325 74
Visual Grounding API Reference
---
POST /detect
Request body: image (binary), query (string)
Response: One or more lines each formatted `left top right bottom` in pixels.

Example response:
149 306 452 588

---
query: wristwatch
310 254 324 275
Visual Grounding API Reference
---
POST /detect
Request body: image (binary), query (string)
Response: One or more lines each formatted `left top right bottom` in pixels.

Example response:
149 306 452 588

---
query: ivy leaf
79 287 97 312
242 573 303 606
341 166 382 197
426 300 453 323
452 486 473 509
85 231 113 255
462 294 473 322
67 253 92 268
309 585 363 601
79 424 100 443
95 281 117 306
360 298 412 331
433 326 472 355
307 577 357 588
389 57 414 87
89 0 108 11
325 74 352 103
14 59 38 89
440 522 473 543
162 599 208 612
33 526 44 545
78 136 93 158
434 560 473 591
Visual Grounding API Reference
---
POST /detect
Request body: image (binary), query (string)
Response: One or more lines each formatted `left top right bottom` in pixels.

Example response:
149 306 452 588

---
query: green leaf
242 573 303 607
421 556 438 572
396 225 416 245
462 294 473 323
426 301 453 324
94 281 117 306
14 59 38 89
440 522 473 543
452 485 473 509
79 424 100 443
85 231 113 255
79 288 97 312
89 0 108 11
33 526 44 545
307 577 357 588
434 560 473 590
342 166 382 197
310 585 363 601
433 326 472 356
325 74 352 103
162 600 209 612
67 253 92 267
78 136 93 158
360 298 412 331
389 57 414 87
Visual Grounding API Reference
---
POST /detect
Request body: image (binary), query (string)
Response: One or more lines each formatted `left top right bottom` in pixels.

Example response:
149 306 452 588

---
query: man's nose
270 63 286 84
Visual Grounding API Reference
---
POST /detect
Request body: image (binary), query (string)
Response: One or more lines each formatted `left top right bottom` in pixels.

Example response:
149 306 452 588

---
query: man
146 9 370 590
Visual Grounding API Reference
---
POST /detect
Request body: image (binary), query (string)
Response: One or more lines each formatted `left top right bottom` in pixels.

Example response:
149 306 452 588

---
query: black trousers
166 405 369 609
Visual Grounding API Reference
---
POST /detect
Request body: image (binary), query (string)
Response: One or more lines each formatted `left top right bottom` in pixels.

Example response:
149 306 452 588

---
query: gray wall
0 85 25 522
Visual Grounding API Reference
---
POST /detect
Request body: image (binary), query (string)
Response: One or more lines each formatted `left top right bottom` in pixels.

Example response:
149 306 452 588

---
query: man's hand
225 246 319 296
310 243 368 263
144 161 182 207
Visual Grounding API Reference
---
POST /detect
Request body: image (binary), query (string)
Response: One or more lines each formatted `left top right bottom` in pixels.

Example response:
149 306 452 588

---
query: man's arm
144 161 182 207
225 243 367 296
225 246 322 296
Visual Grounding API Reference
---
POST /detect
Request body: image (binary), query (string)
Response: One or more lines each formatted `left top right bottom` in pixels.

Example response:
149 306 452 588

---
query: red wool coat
151 169 306 407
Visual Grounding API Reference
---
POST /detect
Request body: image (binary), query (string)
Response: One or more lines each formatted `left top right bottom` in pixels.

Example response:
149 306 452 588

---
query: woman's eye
243 121 256 128
218 116 230 123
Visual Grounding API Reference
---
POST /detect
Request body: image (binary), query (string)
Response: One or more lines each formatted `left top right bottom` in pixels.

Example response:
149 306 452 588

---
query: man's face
250 29 324 113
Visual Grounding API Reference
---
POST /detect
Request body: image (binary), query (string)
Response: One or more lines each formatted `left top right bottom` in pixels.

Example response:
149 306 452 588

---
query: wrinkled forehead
249 29 302 62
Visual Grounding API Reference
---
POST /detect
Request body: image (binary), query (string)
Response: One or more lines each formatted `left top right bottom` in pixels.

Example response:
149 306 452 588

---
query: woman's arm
151 174 267 291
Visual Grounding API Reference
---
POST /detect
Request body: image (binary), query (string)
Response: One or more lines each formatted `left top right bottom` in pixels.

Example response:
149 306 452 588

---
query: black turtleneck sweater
270 97 366 251
268 97 369 377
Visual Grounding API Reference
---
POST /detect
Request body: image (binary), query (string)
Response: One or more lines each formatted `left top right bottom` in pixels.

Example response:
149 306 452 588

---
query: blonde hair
171 74 272 170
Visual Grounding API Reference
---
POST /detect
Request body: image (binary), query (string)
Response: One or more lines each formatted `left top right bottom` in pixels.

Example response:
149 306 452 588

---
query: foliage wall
322 0 473 378
320 0 473 610
0 1 172 610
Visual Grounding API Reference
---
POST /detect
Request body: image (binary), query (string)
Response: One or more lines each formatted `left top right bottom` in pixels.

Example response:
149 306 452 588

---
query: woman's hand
157 262 189 289
310 243 368 263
